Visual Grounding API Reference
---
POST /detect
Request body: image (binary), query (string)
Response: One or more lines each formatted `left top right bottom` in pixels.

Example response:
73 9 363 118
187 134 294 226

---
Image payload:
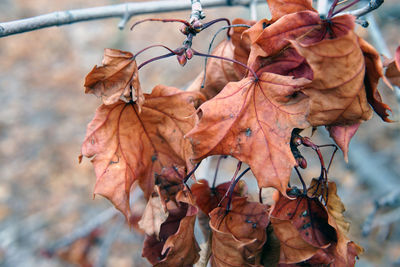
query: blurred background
0 0 399 266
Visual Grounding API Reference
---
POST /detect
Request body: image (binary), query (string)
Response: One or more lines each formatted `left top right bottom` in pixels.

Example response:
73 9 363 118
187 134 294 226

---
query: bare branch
190 0 205 23
347 0 384 18
0 0 264 38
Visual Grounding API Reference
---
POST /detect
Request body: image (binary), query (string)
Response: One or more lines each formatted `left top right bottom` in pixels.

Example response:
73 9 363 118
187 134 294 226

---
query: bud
179 25 189 35
296 156 307 169
192 20 203 32
177 54 187 66
185 48 193 60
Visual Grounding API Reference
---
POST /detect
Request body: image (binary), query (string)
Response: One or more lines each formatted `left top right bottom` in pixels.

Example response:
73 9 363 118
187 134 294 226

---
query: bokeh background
0 0 399 266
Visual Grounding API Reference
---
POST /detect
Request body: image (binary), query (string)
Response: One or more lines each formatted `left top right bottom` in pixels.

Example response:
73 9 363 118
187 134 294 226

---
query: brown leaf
271 191 337 249
139 194 169 238
84 48 144 108
305 181 363 266
209 197 270 266
142 189 200 266
359 38 393 122
191 179 248 215
186 73 310 195
327 123 360 162
270 218 318 264
290 30 373 126
80 85 204 219
267 0 316 23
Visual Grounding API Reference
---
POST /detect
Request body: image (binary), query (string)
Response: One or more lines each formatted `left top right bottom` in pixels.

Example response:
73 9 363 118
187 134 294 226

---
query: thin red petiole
212 155 227 189
318 144 338 174
130 18 190 30
192 49 258 80
218 161 242 207
226 167 251 211
137 52 175 70
327 0 340 18
201 18 231 38
294 166 307 194
134 44 179 58
183 162 201 183
332 0 361 16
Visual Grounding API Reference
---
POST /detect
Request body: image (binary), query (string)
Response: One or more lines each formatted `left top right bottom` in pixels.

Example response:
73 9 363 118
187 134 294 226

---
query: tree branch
0 0 264 38
347 0 384 18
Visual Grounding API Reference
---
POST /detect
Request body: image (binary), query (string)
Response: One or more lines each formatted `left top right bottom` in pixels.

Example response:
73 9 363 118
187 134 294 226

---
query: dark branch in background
347 0 384 18
0 0 264 38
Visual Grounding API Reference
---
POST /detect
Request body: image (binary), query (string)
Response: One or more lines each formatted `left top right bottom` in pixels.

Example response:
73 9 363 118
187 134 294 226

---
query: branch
0 0 264 38
347 0 384 18
190 0 205 23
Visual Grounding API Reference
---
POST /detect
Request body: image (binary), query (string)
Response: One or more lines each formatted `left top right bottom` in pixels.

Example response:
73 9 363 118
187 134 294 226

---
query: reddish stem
192 49 258 80
137 52 175 70
332 0 361 16
134 44 179 58
226 167 251 211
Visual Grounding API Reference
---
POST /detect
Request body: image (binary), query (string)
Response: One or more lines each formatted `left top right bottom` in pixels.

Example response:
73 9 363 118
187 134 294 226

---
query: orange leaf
84 48 144 108
267 0 316 23
209 197 270 266
271 218 318 264
142 189 200 266
271 191 337 249
80 85 204 219
290 30 372 126
385 46 400 88
186 73 310 195
326 123 360 162
359 38 392 122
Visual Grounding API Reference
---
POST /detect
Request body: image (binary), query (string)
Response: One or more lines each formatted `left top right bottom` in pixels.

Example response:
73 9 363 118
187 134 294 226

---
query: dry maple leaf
186 73 310 195
80 85 204 219
303 181 362 266
270 218 319 264
209 197 270 266
84 48 144 108
139 194 169 239
271 191 337 249
142 189 200 266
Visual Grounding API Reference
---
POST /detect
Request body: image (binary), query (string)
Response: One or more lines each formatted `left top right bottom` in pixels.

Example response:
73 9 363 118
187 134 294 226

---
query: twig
45 208 118 255
95 216 125 267
347 0 384 18
190 0 205 23
0 0 264 38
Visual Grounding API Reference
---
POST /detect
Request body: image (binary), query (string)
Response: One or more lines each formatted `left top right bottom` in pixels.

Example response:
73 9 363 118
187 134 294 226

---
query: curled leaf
267 0 316 23
142 190 200 266
80 85 204 219
84 48 144 108
359 38 392 122
271 191 337 249
209 197 270 266
326 123 360 162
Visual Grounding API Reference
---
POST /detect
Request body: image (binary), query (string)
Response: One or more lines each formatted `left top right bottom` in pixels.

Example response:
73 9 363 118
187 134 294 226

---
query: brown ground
0 1 399 266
